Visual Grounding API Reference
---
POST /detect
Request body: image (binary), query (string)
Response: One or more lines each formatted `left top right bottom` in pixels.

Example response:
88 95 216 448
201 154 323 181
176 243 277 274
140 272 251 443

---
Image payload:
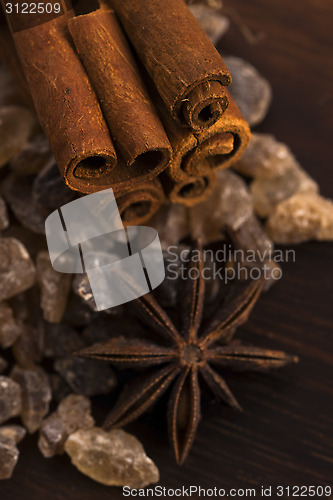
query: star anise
77 243 297 464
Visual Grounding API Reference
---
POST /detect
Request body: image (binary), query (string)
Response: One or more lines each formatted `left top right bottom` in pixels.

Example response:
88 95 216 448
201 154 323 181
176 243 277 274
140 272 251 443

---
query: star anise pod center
179 343 204 366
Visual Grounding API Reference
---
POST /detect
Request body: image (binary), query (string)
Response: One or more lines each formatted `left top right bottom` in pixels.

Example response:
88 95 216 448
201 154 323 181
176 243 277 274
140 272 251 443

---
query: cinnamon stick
183 132 234 176
164 92 250 182
192 94 251 174
116 178 166 226
68 9 171 190
2 4 118 193
161 166 217 207
107 0 231 130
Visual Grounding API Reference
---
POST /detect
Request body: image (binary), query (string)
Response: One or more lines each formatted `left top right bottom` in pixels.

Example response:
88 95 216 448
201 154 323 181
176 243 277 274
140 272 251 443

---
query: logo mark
45 189 165 311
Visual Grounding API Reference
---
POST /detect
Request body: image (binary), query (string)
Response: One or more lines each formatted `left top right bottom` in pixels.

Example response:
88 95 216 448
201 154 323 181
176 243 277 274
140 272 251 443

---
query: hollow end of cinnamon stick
127 148 171 178
181 81 229 130
116 179 166 226
162 168 217 207
65 150 117 193
182 132 235 176
73 155 111 178
100 145 171 194
120 198 155 225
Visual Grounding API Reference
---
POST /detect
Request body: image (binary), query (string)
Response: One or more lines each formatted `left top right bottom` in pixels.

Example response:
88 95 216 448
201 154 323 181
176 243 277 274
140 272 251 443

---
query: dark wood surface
1 0 332 498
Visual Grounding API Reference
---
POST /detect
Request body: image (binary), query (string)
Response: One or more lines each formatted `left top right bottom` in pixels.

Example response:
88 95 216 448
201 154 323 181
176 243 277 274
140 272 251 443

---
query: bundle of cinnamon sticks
0 0 250 225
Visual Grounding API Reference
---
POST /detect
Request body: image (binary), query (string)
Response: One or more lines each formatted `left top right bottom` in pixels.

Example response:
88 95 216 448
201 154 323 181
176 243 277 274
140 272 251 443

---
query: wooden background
1 0 332 498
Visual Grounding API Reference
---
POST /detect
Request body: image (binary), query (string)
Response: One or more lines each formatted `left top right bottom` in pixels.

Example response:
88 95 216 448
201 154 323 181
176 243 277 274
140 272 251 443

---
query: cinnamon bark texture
161 167 217 207
115 178 166 226
108 0 231 130
163 92 250 182
3 7 118 193
68 9 172 188
193 94 251 174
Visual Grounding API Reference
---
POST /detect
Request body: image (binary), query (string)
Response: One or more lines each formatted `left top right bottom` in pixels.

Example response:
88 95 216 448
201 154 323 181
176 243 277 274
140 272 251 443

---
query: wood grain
0 0 332 498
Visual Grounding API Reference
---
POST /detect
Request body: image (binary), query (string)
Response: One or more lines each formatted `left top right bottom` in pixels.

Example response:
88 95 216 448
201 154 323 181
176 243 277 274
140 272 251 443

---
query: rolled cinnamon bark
162 115 199 183
164 93 251 182
161 166 217 207
68 9 172 186
3 5 118 193
183 132 234 175
108 0 231 130
189 95 251 175
116 178 166 226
